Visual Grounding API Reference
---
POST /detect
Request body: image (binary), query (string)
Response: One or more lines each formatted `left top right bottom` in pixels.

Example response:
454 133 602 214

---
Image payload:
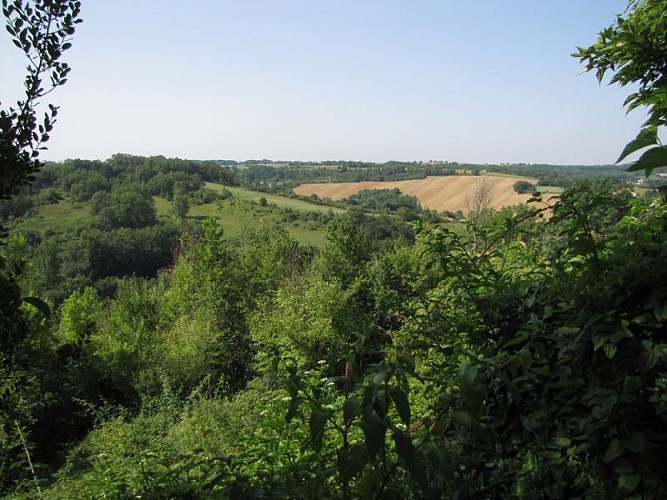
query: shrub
513 179 537 194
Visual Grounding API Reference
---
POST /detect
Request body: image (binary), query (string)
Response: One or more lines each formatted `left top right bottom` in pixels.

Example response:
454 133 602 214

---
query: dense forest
2 0 667 498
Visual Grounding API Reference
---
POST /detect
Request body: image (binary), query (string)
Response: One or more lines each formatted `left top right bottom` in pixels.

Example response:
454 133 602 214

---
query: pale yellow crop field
293 175 539 214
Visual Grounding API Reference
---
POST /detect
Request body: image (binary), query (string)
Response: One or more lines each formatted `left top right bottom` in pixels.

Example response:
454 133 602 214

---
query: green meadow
205 182 345 214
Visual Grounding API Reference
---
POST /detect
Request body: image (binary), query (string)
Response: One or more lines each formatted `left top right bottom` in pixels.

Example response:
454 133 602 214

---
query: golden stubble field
293 175 538 214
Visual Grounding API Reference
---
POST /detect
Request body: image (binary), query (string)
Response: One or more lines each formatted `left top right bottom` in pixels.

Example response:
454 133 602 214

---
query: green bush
513 179 537 194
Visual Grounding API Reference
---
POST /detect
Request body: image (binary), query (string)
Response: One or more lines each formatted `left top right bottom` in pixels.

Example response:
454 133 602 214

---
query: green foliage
279 355 443 499
82 223 178 280
87 278 164 400
575 0 667 175
344 188 420 212
12 182 665 499
7 3 667 496
238 160 456 190
404 184 667 497
68 173 111 201
316 212 371 287
160 217 309 393
0 3 81 492
171 190 189 218
0 192 34 219
236 184 667 498
94 187 157 230
41 382 285 498
251 271 350 369
57 287 100 346
513 179 537 194
0 0 82 202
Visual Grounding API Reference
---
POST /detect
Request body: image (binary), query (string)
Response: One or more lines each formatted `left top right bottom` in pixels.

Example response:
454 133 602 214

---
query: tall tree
0 1 81 493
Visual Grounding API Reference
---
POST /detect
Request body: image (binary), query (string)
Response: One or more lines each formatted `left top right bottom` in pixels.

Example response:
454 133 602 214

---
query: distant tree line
225 159 649 191
238 162 457 191
482 162 643 187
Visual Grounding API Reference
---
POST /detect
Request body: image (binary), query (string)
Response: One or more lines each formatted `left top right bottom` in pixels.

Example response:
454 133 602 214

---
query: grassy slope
205 182 345 214
186 198 328 247
8 185 332 247
6 201 90 233
201 183 343 246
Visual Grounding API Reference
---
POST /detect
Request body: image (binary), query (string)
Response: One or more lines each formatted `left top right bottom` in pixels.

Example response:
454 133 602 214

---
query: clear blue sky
0 0 645 164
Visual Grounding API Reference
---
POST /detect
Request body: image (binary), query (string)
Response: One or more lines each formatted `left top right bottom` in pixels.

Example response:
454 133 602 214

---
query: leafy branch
0 0 82 202
574 0 667 175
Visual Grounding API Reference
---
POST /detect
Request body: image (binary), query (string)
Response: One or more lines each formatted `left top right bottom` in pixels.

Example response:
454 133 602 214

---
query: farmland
294 175 539 213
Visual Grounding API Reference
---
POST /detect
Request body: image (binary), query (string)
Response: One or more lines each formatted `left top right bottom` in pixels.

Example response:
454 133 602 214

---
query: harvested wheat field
294 175 539 214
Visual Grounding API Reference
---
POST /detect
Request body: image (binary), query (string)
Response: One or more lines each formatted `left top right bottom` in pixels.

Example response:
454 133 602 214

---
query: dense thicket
3 182 666 498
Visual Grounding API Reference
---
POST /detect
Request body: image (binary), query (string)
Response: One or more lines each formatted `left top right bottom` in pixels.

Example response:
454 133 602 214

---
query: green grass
285 222 328 247
8 192 328 247
184 199 327 247
9 201 91 233
205 182 345 214
186 202 243 239
153 196 173 217
40 202 89 218
536 186 564 194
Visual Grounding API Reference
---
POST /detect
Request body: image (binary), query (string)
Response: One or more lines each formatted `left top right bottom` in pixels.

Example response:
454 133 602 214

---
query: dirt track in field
293 175 538 214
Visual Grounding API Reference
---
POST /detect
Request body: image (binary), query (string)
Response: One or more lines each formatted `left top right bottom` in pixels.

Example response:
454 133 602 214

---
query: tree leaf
591 332 608 351
618 473 640 493
604 439 624 463
626 145 667 176
393 430 416 462
337 443 368 480
389 386 411 425
373 389 388 418
343 398 360 425
452 410 476 428
603 342 618 359
552 436 571 448
622 433 645 454
363 414 386 457
373 369 391 384
459 359 477 388
419 442 443 470
309 409 329 451
362 383 378 418
285 397 300 423
22 296 51 318
622 376 643 395
398 354 416 374
616 126 658 163
393 430 428 492
464 385 486 416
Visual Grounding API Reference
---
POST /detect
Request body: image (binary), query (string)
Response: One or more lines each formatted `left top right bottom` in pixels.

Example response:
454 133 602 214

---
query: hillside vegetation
4 180 667 499
2 0 667 498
